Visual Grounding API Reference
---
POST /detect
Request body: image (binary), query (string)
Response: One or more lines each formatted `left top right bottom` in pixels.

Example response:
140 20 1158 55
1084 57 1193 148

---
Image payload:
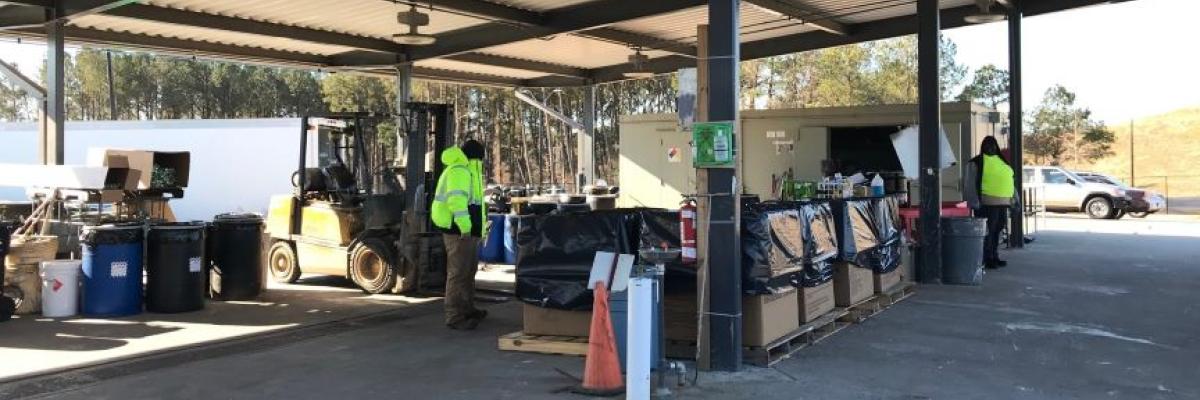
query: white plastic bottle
713 130 729 163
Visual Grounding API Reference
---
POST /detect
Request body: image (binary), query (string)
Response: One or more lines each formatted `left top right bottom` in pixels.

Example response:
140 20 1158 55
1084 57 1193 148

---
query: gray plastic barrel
941 217 986 285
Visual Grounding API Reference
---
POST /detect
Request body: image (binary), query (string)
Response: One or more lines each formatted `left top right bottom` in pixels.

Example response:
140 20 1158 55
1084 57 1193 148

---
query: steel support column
706 0 742 371
1007 3 1025 248
578 85 596 189
917 0 942 283
40 3 65 165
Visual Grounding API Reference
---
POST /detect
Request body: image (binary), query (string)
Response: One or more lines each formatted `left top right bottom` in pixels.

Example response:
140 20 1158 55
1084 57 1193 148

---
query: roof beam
0 58 45 99
586 0 1123 84
417 0 544 26
105 4 406 54
576 27 697 56
1 0 150 30
92 4 585 78
8 26 524 87
444 53 588 78
745 0 848 35
409 0 706 60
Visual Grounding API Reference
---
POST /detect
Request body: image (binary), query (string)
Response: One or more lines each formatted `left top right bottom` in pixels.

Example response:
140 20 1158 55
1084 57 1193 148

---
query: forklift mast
291 104 453 236
400 103 453 232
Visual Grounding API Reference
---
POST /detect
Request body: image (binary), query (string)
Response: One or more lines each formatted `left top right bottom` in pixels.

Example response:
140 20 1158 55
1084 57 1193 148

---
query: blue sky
1 0 1197 123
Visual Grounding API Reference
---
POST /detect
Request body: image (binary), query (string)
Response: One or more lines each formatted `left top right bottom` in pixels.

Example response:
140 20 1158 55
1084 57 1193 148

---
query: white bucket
40 260 81 318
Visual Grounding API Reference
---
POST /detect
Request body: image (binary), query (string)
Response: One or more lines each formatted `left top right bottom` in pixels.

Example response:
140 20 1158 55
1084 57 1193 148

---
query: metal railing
1110 175 1200 215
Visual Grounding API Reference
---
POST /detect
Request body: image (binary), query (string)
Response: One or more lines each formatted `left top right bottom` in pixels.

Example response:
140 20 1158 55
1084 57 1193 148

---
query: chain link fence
1112 175 1200 215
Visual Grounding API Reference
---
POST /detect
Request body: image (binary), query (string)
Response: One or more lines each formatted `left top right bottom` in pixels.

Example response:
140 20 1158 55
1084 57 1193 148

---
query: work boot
447 317 481 330
468 309 488 321
995 259 1008 267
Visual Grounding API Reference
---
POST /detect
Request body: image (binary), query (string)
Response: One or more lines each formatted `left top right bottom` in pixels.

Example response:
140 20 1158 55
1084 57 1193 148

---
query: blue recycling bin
610 275 662 372
81 224 145 317
478 215 506 262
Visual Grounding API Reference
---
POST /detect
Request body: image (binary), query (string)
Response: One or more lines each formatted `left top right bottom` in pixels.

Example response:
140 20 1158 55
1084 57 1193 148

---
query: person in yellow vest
430 139 488 330
964 136 1015 269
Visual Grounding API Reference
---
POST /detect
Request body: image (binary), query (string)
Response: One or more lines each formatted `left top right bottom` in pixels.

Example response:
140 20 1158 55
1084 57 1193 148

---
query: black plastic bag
829 199 883 268
741 203 805 295
800 260 834 287
515 210 634 310
635 210 696 294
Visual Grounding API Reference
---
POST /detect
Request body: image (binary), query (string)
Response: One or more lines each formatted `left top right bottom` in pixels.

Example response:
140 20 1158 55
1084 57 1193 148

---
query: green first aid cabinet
693 121 736 168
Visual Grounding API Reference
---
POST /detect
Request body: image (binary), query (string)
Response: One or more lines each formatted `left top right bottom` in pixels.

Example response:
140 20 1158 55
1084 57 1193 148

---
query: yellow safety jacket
431 146 486 236
980 155 1015 199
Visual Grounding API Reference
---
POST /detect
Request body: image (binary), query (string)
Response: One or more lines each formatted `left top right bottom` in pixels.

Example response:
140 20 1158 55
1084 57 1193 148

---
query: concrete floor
3 217 1197 400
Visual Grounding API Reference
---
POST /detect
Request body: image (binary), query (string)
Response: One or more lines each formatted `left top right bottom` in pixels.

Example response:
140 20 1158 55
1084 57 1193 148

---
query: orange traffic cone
574 281 624 396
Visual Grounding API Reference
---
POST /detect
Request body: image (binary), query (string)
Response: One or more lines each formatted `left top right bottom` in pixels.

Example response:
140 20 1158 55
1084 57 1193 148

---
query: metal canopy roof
0 0 1124 87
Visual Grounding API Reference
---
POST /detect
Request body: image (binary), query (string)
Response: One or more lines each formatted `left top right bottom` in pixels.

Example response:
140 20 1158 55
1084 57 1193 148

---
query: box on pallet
834 262 873 306
743 288 799 347
873 268 902 294
522 304 591 338
798 281 835 323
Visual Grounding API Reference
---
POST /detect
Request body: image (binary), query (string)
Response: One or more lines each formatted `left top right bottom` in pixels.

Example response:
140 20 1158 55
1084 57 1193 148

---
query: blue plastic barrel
503 215 520 264
81 224 145 317
610 276 662 372
478 215 506 262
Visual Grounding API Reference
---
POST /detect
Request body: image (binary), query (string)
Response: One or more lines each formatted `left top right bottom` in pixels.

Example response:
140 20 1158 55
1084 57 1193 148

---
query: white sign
189 257 202 273
890 125 958 179
110 261 128 278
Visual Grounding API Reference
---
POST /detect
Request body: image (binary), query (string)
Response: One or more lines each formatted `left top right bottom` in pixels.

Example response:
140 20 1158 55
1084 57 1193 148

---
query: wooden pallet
742 308 850 367
839 282 916 323
498 332 589 356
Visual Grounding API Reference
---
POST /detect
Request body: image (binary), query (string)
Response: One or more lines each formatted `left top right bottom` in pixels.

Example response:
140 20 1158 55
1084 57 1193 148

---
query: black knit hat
461 139 485 160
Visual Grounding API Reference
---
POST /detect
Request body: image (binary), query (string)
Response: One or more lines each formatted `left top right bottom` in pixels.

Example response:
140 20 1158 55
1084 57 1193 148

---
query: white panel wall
0 119 300 220
618 103 992 209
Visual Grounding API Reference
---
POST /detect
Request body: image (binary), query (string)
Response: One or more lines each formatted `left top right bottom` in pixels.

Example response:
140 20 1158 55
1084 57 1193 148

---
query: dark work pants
980 205 1008 263
443 233 480 325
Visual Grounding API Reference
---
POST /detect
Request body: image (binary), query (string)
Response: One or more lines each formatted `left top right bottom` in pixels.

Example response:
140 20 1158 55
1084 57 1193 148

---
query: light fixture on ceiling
393 4 436 45
964 0 1007 24
624 48 655 79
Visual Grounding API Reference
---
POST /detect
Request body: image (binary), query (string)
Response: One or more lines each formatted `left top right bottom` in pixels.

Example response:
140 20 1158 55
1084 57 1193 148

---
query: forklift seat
323 164 357 194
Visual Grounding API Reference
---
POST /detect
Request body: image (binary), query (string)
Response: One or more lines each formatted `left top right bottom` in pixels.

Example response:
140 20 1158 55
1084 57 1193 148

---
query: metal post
40 4 66 165
917 0 942 283
1007 2 1025 248
107 51 117 120
1129 119 1135 187
579 85 596 190
706 0 741 371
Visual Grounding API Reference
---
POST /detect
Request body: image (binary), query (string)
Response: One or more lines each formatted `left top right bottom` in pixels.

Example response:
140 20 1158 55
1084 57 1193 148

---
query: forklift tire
268 241 301 284
350 238 398 294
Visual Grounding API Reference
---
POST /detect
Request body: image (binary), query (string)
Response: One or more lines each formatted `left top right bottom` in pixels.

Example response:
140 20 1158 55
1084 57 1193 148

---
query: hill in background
1085 107 1200 199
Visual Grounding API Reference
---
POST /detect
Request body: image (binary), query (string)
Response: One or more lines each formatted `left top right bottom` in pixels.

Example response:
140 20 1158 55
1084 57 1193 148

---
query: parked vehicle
1023 166 1133 219
1074 172 1166 218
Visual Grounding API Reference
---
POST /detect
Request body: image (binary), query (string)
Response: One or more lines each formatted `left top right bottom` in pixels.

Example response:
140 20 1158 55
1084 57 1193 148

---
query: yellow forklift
265 104 453 294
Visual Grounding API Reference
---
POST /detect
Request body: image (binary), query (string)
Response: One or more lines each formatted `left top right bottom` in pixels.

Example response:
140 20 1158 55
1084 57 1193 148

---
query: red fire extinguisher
680 198 698 265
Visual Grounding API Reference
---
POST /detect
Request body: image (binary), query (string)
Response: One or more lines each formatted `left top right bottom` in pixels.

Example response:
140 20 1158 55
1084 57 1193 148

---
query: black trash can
207 213 265 300
941 217 986 285
146 222 207 313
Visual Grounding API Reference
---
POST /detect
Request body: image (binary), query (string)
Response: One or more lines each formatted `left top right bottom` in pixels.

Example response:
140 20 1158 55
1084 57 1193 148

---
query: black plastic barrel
0 222 14 321
207 214 265 300
941 217 986 285
146 222 206 313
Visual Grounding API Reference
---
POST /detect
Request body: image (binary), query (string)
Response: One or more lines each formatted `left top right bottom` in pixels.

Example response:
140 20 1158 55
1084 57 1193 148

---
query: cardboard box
873 268 902 294
798 281 835 323
88 148 191 189
522 304 591 338
834 262 873 306
743 288 799 347
663 292 699 342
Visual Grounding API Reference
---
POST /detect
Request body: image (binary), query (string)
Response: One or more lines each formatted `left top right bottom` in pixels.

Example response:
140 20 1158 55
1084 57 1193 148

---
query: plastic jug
870 175 886 197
